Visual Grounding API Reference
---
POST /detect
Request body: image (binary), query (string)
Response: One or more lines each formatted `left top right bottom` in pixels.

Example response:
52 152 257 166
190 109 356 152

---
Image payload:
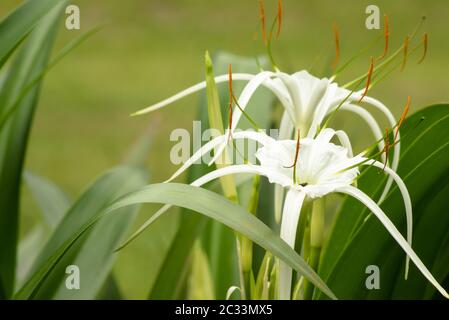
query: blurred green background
1 0 448 298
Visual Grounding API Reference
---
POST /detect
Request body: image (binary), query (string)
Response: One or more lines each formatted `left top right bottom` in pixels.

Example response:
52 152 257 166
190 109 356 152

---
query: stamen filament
228 64 234 141
341 117 425 177
284 129 300 183
331 23 340 70
343 16 425 89
370 41 423 88
383 128 390 171
321 79 364 132
401 36 409 71
377 15 389 61
258 0 267 45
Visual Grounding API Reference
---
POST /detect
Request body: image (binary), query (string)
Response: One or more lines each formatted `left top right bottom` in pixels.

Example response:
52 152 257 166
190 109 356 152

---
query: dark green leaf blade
0 1 67 298
317 104 449 299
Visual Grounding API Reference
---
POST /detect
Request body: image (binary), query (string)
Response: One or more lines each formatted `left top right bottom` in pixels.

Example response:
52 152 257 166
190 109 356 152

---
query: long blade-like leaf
0 0 66 68
0 1 67 298
16 183 336 300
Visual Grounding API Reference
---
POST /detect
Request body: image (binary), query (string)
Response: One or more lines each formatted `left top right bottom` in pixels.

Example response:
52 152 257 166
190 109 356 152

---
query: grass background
1 0 448 298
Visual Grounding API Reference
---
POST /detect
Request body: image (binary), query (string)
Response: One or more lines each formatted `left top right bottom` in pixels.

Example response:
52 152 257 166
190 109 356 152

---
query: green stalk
205 51 238 203
303 198 325 300
242 175 261 297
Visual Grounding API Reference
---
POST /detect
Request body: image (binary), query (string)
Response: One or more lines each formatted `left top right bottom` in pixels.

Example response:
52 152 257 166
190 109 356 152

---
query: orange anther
358 57 374 103
394 96 411 143
276 0 283 39
418 33 428 64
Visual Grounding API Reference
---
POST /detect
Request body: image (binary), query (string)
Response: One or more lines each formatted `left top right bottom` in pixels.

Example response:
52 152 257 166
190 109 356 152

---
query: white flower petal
352 95 400 204
168 131 274 183
192 164 292 188
362 159 413 278
134 73 255 115
279 189 306 300
340 103 385 161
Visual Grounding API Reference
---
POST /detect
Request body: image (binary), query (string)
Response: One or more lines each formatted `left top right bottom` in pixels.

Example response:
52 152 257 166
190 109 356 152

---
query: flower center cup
256 138 358 198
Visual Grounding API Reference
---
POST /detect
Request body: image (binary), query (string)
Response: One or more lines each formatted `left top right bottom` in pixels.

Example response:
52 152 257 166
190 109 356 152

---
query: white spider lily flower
134 70 399 221
151 128 447 300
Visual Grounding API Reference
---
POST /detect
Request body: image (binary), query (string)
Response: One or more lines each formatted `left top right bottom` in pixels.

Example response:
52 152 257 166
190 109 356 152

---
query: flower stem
242 175 261 297
303 198 325 299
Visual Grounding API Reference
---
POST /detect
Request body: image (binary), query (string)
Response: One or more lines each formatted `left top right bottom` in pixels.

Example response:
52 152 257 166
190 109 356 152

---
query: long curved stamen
418 33 428 64
283 129 300 183
258 0 267 45
377 15 389 61
394 96 411 143
228 64 234 142
401 36 410 71
383 128 390 171
358 57 374 103
331 23 340 70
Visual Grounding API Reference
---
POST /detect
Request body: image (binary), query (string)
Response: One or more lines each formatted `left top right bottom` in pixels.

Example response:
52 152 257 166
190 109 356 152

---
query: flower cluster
132 1 447 300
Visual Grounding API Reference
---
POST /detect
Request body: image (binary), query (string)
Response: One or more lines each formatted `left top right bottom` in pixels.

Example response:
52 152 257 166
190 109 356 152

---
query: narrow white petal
231 72 276 131
274 72 303 122
279 189 306 300
207 129 276 166
333 130 354 158
275 111 296 223
133 73 256 115
352 95 401 203
169 131 274 183
338 186 449 299
340 103 385 161
363 159 413 278
166 135 226 183
192 164 291 188
226 286 242 300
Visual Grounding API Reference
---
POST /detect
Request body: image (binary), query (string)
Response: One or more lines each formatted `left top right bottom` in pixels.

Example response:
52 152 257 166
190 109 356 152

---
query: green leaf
23 171 71 229
16 226 46 289
317 104 449 299
18 173 70 289
0 0 66 68
18 166 147 299
107 183 335 299
0 1 67 298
